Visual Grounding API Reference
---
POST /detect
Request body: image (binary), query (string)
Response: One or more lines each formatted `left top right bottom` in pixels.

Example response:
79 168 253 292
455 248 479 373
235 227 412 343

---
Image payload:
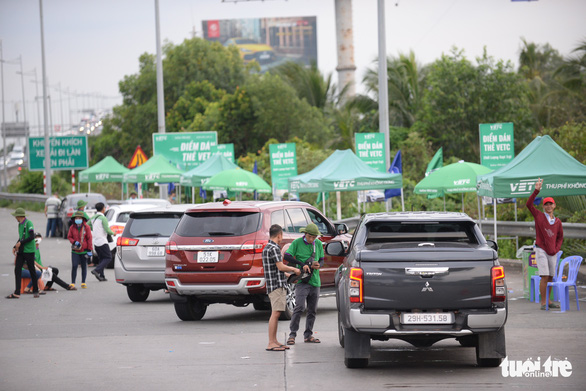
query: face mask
75 219 83 225
35 238 42 245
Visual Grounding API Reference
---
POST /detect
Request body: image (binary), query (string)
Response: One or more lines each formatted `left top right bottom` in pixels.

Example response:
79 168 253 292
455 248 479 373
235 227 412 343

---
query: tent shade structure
415 161 493 196
288 149 402 193
180 154 238 187
203 168 272 193
123 155 184 183
79 156 130 182
477 135 586 198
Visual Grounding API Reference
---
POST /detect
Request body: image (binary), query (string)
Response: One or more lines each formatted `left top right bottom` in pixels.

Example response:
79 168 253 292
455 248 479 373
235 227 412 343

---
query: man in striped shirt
262 224 300 351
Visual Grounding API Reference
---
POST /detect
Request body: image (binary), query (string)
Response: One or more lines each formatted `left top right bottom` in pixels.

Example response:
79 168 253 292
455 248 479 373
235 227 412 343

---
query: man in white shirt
44 192 61 238
90 202 114 282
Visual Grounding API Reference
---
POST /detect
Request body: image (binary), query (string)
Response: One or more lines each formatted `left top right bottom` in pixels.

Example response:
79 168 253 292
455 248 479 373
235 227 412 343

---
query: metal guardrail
0 192 48 203
334 216 586 240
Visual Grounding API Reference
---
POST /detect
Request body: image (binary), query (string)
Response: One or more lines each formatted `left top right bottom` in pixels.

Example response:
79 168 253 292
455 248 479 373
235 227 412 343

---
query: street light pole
155 0 167 199
39 0 52 195
17 56 29 142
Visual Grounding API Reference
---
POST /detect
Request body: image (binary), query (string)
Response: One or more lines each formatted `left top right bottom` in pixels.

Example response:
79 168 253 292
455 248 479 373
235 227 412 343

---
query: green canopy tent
123 155 184 197
203 168 271 199
78 156 130 198
180 154 238 202
288 149 403 219
414 161 493 213
477 135 586 239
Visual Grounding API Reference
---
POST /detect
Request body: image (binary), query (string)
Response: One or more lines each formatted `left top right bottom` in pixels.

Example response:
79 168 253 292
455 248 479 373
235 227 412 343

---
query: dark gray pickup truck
326 212 507 368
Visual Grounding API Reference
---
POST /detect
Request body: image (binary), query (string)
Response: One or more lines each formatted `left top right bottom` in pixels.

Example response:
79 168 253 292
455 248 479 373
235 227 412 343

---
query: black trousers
15 252 38 294
44 267 71 290
94 243 112 276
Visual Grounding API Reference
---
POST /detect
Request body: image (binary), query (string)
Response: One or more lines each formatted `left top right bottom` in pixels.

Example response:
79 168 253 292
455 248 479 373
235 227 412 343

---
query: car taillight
118 237 139 246
111 225 124 235
166 241 178 255
241 240 268 254
66 208 75 217
491 266 506 302
349 268 363 303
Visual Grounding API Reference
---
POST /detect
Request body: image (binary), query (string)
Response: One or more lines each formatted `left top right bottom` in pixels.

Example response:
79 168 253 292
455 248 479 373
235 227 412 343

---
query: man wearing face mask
68 211 93 289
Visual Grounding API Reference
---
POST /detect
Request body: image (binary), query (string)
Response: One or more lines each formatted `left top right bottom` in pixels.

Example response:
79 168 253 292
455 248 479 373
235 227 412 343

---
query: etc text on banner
355 132 387 173
479 123 514 170
153 132 218 170
269 143 298 190
28 136 89 171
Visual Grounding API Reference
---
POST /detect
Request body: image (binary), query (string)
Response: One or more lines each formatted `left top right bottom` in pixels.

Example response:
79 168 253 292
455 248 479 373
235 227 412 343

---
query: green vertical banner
355 133 387 173
479 122 514 169
152 131 217 170
269 143 298 190
214 143 235 163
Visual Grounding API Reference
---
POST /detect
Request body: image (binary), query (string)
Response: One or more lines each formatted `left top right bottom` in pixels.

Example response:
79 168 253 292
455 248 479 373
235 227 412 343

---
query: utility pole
377 0 390 173
1 40 7 191
334 0 356 104
155 0 167 199
40 0 52 195
17 56 29 142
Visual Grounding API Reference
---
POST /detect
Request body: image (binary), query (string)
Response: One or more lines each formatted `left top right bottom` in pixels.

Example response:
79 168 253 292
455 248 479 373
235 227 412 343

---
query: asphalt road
1 208 585 391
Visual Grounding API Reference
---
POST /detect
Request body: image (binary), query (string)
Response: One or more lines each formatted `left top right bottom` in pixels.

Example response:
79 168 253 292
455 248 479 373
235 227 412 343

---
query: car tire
253 301 271 311
457 335 478 348
279 283 296 321
476 328 506 367
338 311 345 348
127 284 150 302
174 297 207 321
343 326 370 368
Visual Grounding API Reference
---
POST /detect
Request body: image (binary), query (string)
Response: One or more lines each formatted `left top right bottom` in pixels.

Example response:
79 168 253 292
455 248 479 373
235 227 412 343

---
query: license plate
197 251 219 263
400 313 454 324
147 246 165 257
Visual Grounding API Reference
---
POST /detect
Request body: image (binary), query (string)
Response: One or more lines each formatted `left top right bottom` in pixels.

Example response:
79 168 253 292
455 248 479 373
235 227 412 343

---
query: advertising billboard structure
203 16 317 72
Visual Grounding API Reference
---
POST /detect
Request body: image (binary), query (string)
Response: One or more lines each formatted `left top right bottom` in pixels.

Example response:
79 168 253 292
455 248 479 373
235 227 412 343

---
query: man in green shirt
7 208 40 298
285 223 324 345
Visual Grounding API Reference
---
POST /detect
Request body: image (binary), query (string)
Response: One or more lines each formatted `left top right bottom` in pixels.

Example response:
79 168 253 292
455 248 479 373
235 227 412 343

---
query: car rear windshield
175 211 262 237
126 214 182 238
364 221 479 247
69 196 105 208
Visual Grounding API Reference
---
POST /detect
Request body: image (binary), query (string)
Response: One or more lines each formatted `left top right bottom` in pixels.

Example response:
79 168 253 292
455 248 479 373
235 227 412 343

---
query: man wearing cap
44 192 61 238
527 178 564 310
285 223 324 345
7 208 40 298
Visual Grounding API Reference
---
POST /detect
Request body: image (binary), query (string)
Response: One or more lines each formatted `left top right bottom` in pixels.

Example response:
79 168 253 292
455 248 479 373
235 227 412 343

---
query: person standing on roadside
91 202 114 282
6 208 39 299
44 192 61 238
527 178 564 310
262 224 301 352
285 223 324 345
68 211 93 289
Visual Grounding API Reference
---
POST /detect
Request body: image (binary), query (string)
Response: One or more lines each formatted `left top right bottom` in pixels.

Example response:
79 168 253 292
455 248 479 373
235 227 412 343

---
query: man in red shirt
526 178 564 310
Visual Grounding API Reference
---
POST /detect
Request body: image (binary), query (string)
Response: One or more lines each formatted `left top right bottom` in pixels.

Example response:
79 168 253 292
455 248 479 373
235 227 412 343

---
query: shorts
268 287 287 312
535 247 557 277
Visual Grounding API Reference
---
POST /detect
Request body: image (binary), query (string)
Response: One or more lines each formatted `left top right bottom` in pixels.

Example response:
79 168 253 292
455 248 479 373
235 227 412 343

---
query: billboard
28 136 88 171
479 122 515 170
355 133 387 173
203 16 317 72
152 132 218 170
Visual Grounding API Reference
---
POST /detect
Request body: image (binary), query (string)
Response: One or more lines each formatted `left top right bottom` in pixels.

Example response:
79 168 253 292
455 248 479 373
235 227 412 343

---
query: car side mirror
336 223 348 235
325 241 346 256
486 239 498 252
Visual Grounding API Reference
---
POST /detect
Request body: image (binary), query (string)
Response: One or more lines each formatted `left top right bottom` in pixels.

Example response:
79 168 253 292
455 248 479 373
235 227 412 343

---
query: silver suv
114 205 192 302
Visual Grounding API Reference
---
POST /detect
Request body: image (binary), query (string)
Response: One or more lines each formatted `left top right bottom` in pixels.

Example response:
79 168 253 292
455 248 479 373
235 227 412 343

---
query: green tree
551 39 586 125
414 48 534 162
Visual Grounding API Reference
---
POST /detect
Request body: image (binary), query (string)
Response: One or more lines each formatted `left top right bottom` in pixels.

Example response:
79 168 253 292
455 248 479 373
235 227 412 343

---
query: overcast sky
1 0 585 135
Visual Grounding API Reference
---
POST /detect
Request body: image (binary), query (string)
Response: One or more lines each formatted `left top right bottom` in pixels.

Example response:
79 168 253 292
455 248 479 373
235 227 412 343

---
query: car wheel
279 283 296 321
127 284 150 302
457 335 478 348
253 300 271 311
338 311 345 348
174 297 207 321
62 221 68 239
476 328 506 367
343 326 370 368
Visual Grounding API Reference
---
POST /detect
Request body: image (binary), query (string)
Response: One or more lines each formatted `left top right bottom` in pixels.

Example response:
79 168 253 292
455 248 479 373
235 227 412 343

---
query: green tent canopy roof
79 156 130 183
180 154 238 187
477 135 586 198
203 168 271 193
288 149 402 193
415 161 493 197
123 154 184 183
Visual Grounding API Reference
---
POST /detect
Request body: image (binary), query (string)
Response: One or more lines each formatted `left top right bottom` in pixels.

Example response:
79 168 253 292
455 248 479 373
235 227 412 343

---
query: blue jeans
22 269 42 288
71 252 87 284
46 218 58 237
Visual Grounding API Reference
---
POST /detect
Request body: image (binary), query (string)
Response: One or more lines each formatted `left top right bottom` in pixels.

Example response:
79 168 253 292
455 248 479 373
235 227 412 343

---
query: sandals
67 285 77 291
304 337 321 343
286 337 296 345
6 293 20 299
266 346 287 352
44 287 56 291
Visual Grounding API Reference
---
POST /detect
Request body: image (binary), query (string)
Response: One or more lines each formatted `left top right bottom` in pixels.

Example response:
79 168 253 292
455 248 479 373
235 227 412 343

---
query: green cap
300 223 320 236
12 207 27 217
77 199 88 208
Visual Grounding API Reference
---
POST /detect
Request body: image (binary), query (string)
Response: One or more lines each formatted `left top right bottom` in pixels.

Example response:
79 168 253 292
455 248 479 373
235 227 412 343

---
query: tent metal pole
514 199 518 251
337 191 342 220
192 187 195 203
322 193 326 216
493 198 497 242
400 188 405 212
477 194 482 231
443 195 446 212
462 193 464 212
357 192 361 215
121 182 123 200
